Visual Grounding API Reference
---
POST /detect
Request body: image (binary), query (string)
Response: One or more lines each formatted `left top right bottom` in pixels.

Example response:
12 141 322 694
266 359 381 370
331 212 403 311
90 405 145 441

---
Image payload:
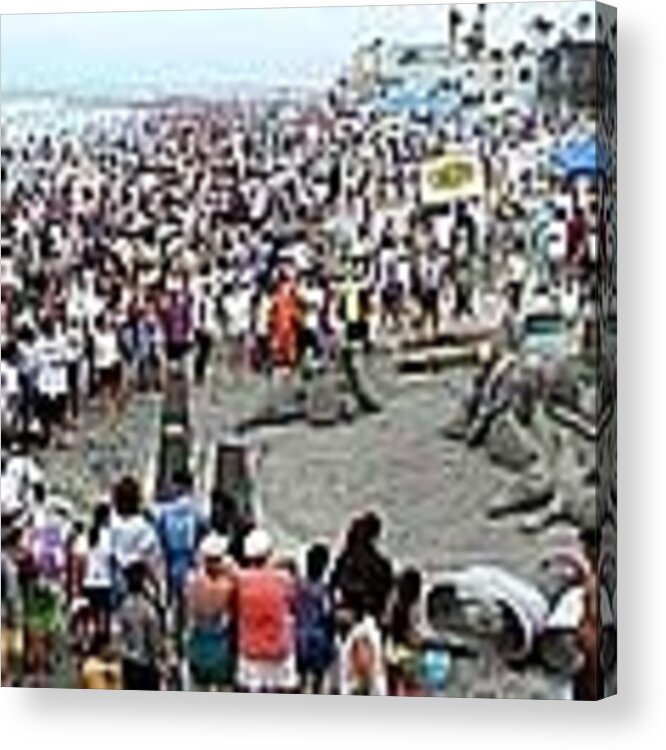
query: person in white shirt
15 322 40 448
65 323 85 421
109 476 164 600
419 249 444 336
81 277 105 331
1 342 21 441
34 319 70 446
299 274 325 362
92 314 123 419
223 283 253 376
0 449 44 518
82 502 114 639
192 276 218 386
338 613 388 696
506 248 529 313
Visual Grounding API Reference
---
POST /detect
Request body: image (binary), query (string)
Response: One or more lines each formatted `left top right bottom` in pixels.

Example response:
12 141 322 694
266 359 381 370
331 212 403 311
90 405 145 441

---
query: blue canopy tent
374 85 458 120
374 88 421 116
550 137 607 179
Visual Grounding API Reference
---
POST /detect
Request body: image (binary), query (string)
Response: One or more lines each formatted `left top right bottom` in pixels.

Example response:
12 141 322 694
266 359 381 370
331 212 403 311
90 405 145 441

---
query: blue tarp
550 137 607 178
374 86 458 119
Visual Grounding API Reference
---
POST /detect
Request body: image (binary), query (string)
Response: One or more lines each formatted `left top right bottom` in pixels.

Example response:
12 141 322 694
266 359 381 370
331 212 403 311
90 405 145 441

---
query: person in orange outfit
269 272 301 370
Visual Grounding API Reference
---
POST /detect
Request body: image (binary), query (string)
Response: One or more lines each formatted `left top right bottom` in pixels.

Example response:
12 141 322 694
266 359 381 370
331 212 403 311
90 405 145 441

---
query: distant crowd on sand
1 91 598 449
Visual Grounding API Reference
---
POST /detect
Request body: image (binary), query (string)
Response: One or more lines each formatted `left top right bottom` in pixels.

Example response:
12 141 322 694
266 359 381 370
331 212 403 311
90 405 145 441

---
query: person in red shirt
566 203 589 277
235 528 298 692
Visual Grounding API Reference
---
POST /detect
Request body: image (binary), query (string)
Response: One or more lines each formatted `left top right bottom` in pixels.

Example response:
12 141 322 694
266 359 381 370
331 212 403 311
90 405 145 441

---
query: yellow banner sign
421 152 484 205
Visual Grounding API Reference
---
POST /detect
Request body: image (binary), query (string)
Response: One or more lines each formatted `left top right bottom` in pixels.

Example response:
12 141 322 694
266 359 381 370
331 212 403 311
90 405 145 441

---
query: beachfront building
538 39 598 121
483 45 539 121
343 35 540 136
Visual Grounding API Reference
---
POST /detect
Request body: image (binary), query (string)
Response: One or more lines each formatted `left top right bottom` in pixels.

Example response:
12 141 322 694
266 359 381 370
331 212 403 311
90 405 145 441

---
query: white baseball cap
199 532 228 560
244 528 273 561
477 340 494 364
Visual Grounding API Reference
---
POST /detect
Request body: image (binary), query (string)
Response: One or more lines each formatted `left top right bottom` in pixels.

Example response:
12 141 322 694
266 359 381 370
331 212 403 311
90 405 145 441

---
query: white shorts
237 653 298 692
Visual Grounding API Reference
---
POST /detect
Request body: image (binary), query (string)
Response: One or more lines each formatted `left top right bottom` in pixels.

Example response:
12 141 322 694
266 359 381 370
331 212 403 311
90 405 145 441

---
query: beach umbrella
550 137 606 179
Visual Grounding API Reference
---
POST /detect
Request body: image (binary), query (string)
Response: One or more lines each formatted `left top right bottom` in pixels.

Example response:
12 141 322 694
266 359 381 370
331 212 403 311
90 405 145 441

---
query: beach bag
420 647 453 693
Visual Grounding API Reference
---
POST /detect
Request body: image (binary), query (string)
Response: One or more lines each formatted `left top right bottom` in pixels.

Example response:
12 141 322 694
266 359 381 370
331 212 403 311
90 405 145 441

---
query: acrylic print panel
0 2 616 699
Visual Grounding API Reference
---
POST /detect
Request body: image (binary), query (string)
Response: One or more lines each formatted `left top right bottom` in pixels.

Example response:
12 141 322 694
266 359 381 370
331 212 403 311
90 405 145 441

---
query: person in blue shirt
154 470 208 614
295 543 335 694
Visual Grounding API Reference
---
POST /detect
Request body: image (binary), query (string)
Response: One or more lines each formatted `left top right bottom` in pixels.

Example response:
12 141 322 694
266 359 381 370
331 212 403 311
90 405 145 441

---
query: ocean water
0 78 318 146
0 2 595 146
0 91 144 145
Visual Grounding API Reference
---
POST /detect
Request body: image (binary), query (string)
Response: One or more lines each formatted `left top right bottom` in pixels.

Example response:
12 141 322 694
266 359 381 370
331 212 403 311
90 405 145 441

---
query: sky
0 3 594 98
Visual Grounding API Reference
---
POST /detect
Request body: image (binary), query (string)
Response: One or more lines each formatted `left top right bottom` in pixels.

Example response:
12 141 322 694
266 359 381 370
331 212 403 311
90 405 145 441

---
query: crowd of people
1 446 602 698
1 58 604 698
2 457 461 695
1 87 600 451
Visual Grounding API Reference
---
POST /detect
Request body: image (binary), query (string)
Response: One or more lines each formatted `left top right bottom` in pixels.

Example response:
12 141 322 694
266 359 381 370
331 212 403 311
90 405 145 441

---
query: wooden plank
397 345 479 374
402 324 499 352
